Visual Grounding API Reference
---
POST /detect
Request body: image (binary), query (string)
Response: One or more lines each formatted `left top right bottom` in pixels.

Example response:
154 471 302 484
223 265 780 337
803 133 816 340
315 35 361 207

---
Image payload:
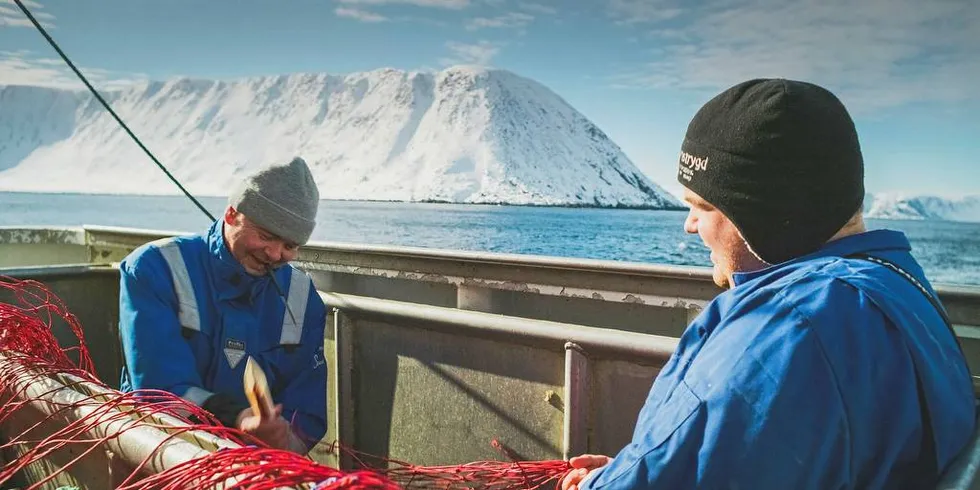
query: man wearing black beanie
563 79 975 490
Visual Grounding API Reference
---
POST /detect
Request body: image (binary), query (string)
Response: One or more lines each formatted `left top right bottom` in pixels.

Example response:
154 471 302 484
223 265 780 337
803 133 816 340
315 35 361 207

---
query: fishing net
0 276 570 489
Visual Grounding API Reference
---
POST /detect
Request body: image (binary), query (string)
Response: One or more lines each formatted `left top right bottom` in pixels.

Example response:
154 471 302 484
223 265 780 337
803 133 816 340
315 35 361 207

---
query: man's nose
265 242 284 262
684 213 698 234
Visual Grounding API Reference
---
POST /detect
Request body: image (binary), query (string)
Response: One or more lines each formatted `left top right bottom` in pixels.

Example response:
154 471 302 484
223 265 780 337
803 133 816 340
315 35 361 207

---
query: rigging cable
11 0 215 222
12 0 301 315
4 6 576 489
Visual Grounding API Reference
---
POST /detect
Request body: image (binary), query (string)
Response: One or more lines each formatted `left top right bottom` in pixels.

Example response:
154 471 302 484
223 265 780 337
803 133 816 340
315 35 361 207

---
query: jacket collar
206 220 273 302
731 229 911 287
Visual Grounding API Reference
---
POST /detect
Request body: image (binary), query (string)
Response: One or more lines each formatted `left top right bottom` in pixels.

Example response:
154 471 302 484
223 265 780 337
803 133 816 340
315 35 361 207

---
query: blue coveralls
118 220 328 448
583 229 976 489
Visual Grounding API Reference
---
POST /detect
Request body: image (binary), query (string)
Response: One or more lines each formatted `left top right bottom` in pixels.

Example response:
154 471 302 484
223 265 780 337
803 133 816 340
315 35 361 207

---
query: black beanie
677 78 865 264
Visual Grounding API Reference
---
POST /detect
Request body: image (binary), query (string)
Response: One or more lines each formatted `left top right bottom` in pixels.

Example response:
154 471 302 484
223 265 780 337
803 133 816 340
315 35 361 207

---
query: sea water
1 192 978 286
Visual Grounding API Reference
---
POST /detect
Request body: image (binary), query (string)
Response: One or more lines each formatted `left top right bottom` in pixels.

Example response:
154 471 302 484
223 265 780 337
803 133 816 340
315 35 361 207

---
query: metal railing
321 292 678 465
2 226 980 488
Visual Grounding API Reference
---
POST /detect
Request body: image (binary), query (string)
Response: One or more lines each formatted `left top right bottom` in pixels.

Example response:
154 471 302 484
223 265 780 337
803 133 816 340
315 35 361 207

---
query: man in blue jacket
563 79 976 489
118 156 328 454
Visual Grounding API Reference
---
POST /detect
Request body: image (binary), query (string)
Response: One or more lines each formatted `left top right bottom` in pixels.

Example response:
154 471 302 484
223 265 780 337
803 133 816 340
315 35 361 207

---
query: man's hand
561 454 612 490
235 404 293 451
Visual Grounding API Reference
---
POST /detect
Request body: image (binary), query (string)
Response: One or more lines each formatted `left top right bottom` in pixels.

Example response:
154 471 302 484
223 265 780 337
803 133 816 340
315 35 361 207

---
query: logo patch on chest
312 350 325 370
224 338 246 369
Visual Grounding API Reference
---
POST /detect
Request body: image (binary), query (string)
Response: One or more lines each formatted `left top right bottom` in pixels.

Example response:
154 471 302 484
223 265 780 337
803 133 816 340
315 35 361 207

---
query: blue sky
1 0 978 197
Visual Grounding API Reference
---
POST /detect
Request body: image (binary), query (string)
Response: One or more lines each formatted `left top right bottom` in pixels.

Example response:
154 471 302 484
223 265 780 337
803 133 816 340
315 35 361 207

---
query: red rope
0 275 572 489
324 440 571 490
0 275 94 373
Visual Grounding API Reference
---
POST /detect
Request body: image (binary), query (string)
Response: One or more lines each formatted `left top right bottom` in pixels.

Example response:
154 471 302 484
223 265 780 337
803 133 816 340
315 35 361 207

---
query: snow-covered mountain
0 66 683 209
863 193 980 223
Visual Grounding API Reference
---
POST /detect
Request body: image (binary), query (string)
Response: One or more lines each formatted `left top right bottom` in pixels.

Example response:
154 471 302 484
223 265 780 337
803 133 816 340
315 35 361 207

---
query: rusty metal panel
0 227 86 246
83 226 183 264
348 317 566 467
944 285 980 328
0 227 88 267
957 336 980 390
563 342 590 459
507 292 692 337
326 294 675 466
311 270 458 308
320 293 679 363
0 266 122 387
1 225 976 331
590 359 661 457
310 307 342 468
296 247 719 312
335 312 358 470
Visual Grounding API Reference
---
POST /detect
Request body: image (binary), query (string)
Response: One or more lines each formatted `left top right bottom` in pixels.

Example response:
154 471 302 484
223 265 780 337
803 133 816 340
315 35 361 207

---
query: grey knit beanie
228 157 320 245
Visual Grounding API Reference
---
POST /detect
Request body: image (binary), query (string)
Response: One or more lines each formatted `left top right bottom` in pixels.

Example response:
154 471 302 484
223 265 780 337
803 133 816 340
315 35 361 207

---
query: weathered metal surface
0 266 123 387
0 227 87 246
7 225 720 310
300 260 717 310
313 307 342 468
937 413 980 490
944 284 980 328
2 226 980 489
4 225 978 332
504 291 692 337
311 270 458 309
333 314 356 470
591 359 662 457
0 263 114 278
322 293 679 363
958 332 980 389
0 227 89 267
346 316 566 466
64 225 980 390
563 342 590 460
326 293 676 465
83 225 187 264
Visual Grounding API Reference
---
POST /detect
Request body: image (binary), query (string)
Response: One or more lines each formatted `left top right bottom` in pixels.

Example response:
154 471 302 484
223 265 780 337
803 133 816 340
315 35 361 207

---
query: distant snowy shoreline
863 193 980 223
3 188 979 220
0 189 687 211
2 64 974 221
0 65 682 209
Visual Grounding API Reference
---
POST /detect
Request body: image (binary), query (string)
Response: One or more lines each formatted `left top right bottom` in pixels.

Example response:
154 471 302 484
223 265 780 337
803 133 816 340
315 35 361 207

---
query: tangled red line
0 275 572 489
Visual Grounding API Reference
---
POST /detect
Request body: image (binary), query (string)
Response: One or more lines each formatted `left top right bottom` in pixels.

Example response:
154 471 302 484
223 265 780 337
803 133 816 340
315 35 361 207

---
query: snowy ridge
0 66 683 209
863 193 980 223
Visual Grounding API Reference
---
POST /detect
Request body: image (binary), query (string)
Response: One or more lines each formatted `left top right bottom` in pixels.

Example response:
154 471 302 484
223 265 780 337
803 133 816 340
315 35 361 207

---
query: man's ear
223 206 239 225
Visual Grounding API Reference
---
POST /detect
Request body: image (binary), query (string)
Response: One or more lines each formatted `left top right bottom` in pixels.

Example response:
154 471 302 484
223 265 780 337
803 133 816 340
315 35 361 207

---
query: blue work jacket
583 229 975 489
118 220 328 448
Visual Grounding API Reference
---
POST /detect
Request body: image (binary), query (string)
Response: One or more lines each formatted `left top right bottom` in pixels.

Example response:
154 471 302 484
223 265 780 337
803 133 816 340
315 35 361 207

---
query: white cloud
0 51 147 90
334 7 388 22
610 0 980 113
0 0 54 28
519 2 557 15
439 40 501 66
606 0 683 24
0 0 43 8
466 11 533 30
336 0 469 9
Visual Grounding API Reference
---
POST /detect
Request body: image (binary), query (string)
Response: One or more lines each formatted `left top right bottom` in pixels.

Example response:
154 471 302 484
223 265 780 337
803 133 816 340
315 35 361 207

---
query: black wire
15 0 302 322
12 0 216 222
